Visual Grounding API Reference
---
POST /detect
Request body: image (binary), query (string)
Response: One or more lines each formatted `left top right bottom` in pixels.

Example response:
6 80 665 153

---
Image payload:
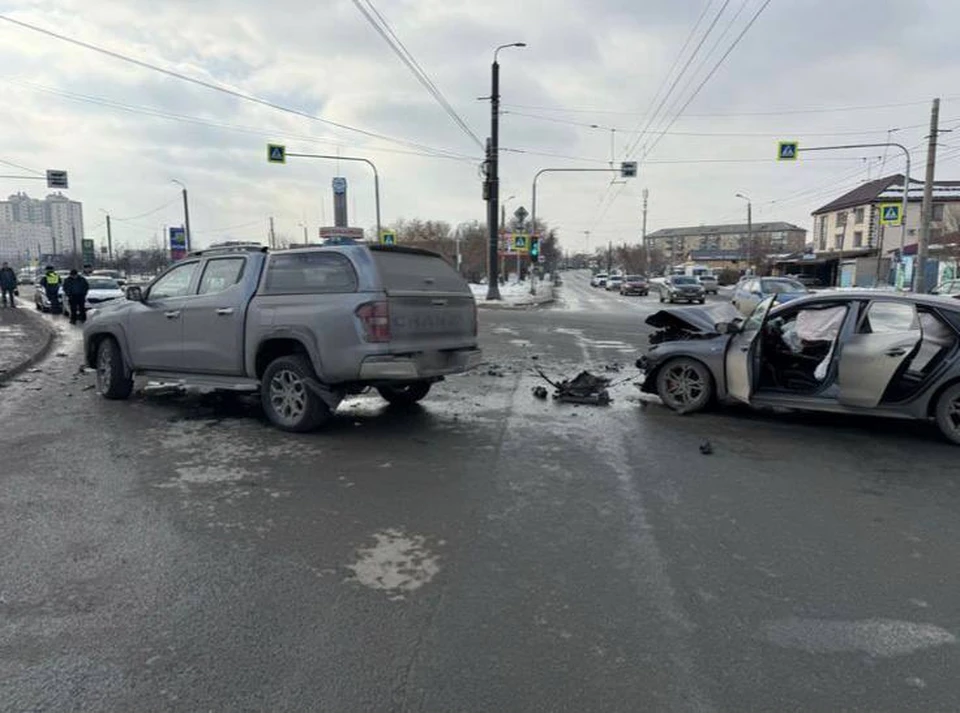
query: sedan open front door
725 296 775 402
837 300 922 408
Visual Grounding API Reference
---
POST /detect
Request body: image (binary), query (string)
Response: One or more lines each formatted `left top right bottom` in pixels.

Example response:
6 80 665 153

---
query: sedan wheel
935 383 960 445
656 357 714 413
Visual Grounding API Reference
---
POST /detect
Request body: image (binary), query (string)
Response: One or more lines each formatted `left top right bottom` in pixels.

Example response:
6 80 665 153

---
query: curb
0 311 57 384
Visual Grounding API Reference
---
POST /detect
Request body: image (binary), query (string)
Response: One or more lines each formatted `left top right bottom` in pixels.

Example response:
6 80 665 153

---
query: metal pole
487 58 501 299
916 98 940 293
641 188 649 271
181 188 191 252
746 201 752 274
71 225 78 270
286 153 381 242
106 213 113 264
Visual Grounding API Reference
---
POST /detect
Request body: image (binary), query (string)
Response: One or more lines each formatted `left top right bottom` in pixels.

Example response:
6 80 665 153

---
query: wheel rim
269 369 307 424
97 345 112 392
946 394 960 434
662 363 705 408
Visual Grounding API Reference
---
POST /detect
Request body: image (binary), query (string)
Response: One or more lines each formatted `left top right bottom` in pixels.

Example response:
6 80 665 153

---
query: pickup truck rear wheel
378 381 431 406
261 355 330 432
96 337 133 400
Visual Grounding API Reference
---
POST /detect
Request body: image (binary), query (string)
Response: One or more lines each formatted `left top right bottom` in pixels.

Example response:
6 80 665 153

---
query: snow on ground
470 279 553 305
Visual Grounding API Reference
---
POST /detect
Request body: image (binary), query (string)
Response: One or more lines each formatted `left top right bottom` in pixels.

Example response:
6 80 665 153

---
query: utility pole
181 187 191 251
71 225 79 270
641 188 649 271
105 213 113 264
736 193 752 274
486 42 526 300
607 241 613 273
269 216 276 249
916 97 940 293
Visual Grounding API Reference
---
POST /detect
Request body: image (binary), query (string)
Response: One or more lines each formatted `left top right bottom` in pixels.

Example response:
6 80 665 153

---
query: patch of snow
345 528 440 596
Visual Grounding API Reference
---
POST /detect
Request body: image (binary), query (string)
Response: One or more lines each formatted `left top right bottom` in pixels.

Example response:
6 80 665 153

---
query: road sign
620 161 637 178
46 169 68 189
332 176 347 194
267 144 286 163
380 230 397 246
514 206 528 223
777 141 799 161
879 202 903 226
513 234 528 252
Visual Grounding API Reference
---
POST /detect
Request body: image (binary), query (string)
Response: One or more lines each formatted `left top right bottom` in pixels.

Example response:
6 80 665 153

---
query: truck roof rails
188 243 268 257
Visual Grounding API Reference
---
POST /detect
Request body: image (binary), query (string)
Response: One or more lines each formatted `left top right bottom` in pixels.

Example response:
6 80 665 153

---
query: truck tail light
356 300 390 342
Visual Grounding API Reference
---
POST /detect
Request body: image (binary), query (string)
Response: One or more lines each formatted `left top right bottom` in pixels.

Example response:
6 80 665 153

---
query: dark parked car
657 275 706 304
637 292 960 444
620 275 649 296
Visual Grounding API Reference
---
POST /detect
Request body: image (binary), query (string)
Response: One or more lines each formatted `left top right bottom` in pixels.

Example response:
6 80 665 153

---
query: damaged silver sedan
637 292 960 444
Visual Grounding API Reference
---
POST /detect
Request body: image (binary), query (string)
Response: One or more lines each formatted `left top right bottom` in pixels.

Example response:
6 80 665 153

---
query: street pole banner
170 227 187 261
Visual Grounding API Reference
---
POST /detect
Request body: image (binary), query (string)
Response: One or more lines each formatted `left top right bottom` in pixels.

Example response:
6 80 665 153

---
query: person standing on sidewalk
0 262 17 308
63 269 89 324
40 266 63 316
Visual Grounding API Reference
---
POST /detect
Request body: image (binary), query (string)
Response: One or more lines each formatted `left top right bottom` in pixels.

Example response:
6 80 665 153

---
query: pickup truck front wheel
261 355 331 432
378 381 431 406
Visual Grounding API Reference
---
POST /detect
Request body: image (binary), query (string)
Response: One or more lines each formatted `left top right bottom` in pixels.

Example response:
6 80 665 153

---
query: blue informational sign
777 141 799 161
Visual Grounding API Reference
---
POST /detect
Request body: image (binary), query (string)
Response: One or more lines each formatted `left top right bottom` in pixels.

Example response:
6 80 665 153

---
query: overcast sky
1 0 959 254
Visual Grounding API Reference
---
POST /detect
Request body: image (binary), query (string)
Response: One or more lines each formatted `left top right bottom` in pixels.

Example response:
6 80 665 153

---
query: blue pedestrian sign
879 202 903 226
513 234 528 252
267 143 286 164
777 141 799 161
380 230 396 246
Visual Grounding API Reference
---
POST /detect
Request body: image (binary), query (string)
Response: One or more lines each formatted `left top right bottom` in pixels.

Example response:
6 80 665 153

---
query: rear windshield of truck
263 252 358 294
371 250 469 293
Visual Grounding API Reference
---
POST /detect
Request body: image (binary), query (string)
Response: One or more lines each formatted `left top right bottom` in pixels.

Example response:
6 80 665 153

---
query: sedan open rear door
838 300 922 408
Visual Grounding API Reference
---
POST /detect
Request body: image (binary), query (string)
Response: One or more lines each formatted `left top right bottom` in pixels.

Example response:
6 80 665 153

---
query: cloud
0 0 958 256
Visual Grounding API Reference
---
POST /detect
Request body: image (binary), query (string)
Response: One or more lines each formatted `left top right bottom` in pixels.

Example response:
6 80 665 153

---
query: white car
606 275 624 291
84 277 126 311
591 273 608 288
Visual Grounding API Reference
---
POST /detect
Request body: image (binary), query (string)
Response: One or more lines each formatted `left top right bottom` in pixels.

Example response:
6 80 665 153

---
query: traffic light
529 236 540 261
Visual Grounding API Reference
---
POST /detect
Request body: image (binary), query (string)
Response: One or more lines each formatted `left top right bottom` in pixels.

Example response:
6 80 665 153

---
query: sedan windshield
87 278 120 290
762 278 805 294
625 275 644 281
672 276 699 285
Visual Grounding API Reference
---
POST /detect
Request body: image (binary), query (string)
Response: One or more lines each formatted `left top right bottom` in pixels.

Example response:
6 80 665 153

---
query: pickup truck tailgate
371 249 477 351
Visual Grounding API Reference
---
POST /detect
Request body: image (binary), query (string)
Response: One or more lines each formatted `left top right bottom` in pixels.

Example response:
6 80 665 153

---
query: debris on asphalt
27 367 41 373
603 363 622 372
81 384 95 391
699 440 714 455
532 385 548 400
486 367 505 377
535 368 612 406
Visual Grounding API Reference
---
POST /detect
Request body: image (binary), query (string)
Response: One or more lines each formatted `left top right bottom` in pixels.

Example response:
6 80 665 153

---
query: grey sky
1 0 958 254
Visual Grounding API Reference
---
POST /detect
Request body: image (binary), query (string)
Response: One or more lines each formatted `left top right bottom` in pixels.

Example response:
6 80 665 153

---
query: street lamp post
171 179 191 252
736 193 752 274
298 222 309 243
486 42 526 300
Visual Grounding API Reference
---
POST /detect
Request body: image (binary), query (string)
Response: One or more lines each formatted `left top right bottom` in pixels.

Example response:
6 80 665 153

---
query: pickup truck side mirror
126 285 144 302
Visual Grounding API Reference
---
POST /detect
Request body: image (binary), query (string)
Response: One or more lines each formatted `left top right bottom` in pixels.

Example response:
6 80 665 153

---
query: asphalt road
2 272 959 712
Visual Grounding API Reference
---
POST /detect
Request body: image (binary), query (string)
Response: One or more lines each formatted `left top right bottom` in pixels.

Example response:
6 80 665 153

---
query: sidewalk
0 305 56 382
471 279 555 309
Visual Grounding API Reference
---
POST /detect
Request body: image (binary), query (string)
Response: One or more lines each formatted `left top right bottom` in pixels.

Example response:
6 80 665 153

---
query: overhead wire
3 79 478 163
350 0 483 149
0 157 43 175
111 197 182 222
0 14 477 160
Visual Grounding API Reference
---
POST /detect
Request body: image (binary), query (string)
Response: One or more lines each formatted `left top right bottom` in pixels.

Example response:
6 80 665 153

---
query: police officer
40 266 63 315
63 269 89 324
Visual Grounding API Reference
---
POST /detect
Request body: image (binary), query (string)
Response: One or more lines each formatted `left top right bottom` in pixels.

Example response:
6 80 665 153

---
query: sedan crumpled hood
645 302 741 335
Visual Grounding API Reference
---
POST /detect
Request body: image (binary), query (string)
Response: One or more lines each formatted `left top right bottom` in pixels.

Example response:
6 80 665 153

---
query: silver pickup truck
83 244 481 431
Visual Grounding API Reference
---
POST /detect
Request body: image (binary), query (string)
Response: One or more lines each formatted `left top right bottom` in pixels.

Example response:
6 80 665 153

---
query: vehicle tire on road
699 298 706 304
261 355 331 432
96 337 134 400
656 357 714 414
934 382 960 445
378 381 432 406
659 293 665 303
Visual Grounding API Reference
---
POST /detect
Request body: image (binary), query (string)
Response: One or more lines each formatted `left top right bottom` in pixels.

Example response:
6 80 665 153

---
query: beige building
0 191 84 258
645 221 806 263
811 174 960 255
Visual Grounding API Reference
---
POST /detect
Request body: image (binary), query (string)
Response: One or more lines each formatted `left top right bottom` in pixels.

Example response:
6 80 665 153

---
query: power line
112 197 182 222
0 14 477 160
0 157 43 175
3 78 478 163
350 0 483 149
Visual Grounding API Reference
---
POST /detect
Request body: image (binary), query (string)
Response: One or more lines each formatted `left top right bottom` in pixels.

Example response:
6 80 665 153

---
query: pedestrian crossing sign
777 141 798 161
267 143 286 164
879 203 902 226
513 234 528 252
380 230 396 246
